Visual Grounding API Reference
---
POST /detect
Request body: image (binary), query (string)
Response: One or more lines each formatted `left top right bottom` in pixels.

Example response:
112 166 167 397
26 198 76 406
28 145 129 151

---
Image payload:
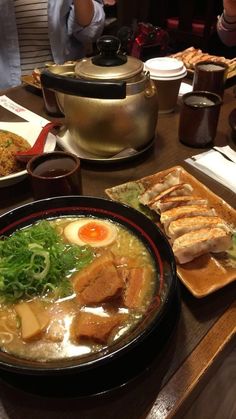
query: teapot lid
75 36 143 81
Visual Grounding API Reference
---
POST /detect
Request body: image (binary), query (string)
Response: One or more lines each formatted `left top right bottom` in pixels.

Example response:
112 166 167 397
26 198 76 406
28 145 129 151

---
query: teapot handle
40 70 126 99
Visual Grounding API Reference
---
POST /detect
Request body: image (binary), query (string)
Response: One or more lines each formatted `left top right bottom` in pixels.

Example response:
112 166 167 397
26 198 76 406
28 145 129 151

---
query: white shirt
14 0 53 75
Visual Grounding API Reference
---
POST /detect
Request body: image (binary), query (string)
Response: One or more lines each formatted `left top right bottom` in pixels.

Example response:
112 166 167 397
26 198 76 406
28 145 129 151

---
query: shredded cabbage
0 220 94 303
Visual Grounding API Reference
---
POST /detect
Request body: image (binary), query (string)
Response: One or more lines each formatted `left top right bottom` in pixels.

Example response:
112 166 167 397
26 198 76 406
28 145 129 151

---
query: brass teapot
41 36 158 157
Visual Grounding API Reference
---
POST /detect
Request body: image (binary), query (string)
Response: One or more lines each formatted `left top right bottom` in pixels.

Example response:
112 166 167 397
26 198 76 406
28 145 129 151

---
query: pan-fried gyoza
170 47 236 77
138 167 233 264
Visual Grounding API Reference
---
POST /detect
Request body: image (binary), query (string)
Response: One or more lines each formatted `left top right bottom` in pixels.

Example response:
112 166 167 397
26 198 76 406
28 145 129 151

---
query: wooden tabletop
0 83 236 419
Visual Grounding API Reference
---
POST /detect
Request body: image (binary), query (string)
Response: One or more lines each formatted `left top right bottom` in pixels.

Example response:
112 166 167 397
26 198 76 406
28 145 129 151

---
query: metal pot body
63 75 158 156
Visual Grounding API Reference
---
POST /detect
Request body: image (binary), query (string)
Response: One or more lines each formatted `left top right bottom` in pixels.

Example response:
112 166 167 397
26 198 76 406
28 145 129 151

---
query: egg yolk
78 221 109 243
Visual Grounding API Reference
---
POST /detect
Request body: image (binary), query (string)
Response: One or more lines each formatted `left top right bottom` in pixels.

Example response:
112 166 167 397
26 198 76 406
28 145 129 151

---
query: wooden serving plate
105 166 236 298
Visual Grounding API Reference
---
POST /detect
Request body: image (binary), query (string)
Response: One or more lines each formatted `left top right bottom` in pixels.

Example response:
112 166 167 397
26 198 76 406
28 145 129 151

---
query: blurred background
103 0 236 59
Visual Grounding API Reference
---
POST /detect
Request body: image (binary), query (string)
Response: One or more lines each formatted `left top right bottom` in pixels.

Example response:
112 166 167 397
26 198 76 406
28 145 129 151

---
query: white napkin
213 145 236 164
178 81 193 97
185 148 236 193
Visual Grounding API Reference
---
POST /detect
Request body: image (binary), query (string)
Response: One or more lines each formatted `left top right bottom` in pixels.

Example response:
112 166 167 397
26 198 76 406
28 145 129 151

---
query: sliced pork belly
72 251 124 305
173 227 232 264
72 312 127 344
168 215 231 240
160 205 216 236
156 195 208 213
139 169 181 205
123 266 153 309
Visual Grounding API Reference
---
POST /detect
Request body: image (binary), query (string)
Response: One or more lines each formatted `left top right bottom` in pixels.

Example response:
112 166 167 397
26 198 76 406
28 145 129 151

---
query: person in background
103 0 116 4
0 0 105 90
217 0 236 46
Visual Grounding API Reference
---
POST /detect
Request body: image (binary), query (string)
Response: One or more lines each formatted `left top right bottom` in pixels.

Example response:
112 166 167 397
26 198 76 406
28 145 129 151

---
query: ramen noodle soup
0 130 31 176
0 217 158 362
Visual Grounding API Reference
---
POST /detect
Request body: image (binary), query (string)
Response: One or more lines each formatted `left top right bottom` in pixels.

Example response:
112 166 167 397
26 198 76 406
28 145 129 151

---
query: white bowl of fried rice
0 122 56 187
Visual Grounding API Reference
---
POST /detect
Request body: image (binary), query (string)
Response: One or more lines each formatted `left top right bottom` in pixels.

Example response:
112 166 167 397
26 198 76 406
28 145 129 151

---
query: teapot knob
97 35 120 53
92 35 127 67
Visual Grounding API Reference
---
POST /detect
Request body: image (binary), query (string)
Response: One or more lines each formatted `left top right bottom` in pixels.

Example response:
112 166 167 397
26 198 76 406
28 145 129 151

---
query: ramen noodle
0 217 157 362
0 130 31 176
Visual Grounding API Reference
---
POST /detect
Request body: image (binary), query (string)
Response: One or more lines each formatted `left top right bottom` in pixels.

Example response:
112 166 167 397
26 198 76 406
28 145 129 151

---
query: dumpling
149 183 194 212
139 169 181 205
156 195 208 213
160 205 216 236
168 215 231 240
172 227 233 264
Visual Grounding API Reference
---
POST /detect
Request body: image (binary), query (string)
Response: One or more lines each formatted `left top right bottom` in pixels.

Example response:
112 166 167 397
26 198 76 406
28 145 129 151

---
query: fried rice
0 130 31 176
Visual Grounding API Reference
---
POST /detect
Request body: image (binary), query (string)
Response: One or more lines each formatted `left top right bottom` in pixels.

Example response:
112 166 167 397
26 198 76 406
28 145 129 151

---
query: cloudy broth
0 217 157 362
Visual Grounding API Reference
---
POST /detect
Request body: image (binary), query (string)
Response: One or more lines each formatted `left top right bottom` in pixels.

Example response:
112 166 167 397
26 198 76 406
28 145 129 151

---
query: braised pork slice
160 205 216 236
123 267 153 309
72 312 127 344
173 227 232 264
72 251 124 305
168 215 231 240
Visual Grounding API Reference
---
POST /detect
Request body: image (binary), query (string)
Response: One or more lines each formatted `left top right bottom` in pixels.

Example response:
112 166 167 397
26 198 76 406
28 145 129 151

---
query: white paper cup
145 57 187 114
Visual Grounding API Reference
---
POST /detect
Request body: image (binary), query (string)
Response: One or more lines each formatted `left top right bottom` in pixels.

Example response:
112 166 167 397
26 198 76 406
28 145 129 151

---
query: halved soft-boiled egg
63 218 117 247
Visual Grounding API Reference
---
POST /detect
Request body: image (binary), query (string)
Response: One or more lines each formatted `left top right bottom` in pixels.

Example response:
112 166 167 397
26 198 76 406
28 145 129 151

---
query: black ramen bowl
0 196 179 397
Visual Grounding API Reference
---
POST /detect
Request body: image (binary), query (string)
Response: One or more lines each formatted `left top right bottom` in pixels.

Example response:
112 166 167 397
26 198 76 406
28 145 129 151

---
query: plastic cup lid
144 57 187 79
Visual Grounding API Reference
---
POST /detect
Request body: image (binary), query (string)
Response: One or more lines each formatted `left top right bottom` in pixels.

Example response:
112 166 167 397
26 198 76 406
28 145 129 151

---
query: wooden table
0 83 236 419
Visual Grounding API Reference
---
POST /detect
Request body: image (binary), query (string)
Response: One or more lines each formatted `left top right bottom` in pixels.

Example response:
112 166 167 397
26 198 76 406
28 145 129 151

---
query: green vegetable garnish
227 233 236 260
0 220 94 303
0 131 14 147
4 139 13 147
